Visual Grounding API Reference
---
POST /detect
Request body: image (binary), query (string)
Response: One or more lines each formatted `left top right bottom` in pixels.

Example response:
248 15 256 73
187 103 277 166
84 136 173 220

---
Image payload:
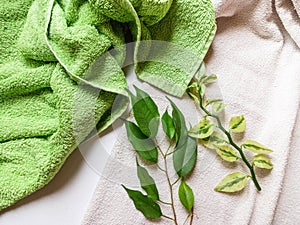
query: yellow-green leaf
189 118 215 139
214 172 249 193
212 101 227 113
216 145 239 162
242 140 273 154
199 131 227 149
199 84 206 97
205 99 222 107
202 74 217 84
188 92 200 103
229 115 246 133
253 154 273 169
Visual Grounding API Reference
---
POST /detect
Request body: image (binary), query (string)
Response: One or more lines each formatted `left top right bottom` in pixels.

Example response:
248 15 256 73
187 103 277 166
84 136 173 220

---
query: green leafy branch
122 86 197 225
187 64 273 192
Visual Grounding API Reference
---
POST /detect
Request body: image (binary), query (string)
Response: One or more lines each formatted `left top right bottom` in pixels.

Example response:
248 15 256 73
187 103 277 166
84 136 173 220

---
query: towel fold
0 0 216 211
82 0 300 224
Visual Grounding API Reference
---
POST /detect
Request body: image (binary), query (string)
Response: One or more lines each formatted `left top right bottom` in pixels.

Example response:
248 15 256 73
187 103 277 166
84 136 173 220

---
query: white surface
0 150 99 225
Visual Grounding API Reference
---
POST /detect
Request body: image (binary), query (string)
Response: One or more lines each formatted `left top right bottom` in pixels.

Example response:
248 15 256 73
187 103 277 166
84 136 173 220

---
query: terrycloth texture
81 0 216 96
82 0 300 224
0 0 216 211
0 0 129 211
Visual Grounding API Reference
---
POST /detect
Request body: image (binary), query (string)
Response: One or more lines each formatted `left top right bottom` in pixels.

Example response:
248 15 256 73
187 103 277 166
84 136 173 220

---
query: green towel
0 0 216 210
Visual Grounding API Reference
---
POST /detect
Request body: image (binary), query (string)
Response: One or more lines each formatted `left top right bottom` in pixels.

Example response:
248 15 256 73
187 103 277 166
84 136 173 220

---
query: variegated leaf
216 145 239 162
214 172 249 193
229 115 246 133
199 131 227 149
188 92 199 103
202 74 217 84
212 101 227 113
205 99 222 107
242 140 273 154
253 154 273 169
199 84 206 97
189 118 215 139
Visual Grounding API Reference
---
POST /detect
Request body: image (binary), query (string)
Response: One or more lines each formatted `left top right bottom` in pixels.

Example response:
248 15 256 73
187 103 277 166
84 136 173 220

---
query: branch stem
156 142 179 225
198 93 261 191
162 214 175 221
183 213 191 225
189 207 194 225
158 200 172 206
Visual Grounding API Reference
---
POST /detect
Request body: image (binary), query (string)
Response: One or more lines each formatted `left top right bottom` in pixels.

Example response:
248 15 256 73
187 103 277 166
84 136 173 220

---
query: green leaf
167 98 198 177
216 145 239 162
167 98 188 148
214 172 249 193
242 140 273 154
122 186 162 219
178 180 194 211
252 154 273 169
125 121 158 163
173 136 198 177
161 110 175 139
212 101 227 113
199 131 227 149
229 115 246 133
128 86 160 138
202 74 218 84
189 117 215 139
136 160 159 201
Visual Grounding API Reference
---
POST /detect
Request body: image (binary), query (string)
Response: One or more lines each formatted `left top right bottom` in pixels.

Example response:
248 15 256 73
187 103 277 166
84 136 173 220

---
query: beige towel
82 0 300 224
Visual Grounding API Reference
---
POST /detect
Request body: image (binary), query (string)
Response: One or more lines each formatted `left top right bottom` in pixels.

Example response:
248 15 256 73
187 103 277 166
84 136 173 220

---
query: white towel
82 0 300 224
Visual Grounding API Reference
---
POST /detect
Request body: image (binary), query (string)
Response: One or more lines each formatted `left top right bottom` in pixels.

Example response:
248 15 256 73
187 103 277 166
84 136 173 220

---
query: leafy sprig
121 64 274 223
187 64 273 192
122 86 197 225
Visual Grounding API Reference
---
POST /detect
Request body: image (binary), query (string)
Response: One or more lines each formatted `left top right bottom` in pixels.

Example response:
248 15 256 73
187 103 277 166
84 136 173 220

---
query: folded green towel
0 0 216 210
70 0 217 96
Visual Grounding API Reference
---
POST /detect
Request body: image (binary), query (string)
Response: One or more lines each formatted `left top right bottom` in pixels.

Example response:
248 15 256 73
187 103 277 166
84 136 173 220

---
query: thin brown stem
183 213 191 225
189 207 194 225
172 177 181 186
158 200 172 206
155 141 179 225
156 164 166 172
162 214 175 221
165 141 174 156
164 158 178 225
164 153 179 225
